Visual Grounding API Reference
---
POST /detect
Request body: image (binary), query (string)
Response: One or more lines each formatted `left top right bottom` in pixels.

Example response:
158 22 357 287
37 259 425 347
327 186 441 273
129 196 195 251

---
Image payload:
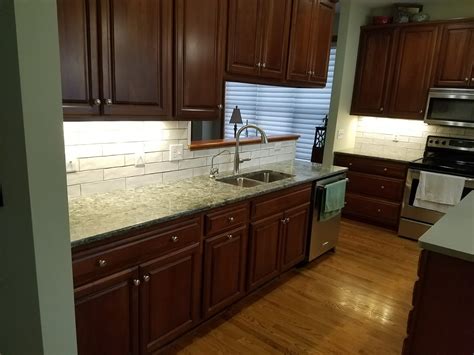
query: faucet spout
234 124 268 175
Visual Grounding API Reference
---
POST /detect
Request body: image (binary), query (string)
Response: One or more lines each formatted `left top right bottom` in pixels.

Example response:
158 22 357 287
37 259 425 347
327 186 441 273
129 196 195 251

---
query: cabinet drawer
344 193 400 226
334 153 407 179
347 171 405 202
73 217 201 285
251 184 312 220
205 203 249 236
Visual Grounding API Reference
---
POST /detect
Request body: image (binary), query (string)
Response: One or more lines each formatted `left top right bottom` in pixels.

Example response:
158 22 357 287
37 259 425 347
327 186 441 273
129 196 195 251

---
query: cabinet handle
286 217 290 223
105 98 112 105
262 63 266 68
307 70 311 75
171 235 179 243
228 216 235 223
93 99 101 106
227 234 233 240
383 168 387 172
256 62 261 68
349 162 353 166
377 209 381 213
218 104 223 110
133 279 141 286
97 259 107 267
419 109 423 114
281 218 287 224
380 185 385 190
465 77 469 83
143 274 150 283
379 107 383 112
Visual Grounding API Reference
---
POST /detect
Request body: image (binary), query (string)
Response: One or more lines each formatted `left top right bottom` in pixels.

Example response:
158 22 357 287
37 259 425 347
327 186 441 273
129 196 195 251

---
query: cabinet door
259 0 292 79
139 244 201 353
248 214 282 291
202 227 247 319
57 0 100 117
100 0 172 117
175 0 227 119
75 268 139 355
388 25 439 119
469 31 474 88
309 0 335 85
227 0 263 76
286 0 314 82
280 204 310 272
351 28 397 116
435 22 474 88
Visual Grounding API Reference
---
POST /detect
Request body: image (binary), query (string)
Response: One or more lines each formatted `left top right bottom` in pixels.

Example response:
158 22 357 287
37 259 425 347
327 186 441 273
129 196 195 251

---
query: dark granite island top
69 160 347 247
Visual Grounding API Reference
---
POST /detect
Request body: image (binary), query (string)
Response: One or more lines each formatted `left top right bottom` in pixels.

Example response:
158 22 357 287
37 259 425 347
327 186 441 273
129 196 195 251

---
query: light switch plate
337 129 345 140
66 158 79 173
169 144 184 161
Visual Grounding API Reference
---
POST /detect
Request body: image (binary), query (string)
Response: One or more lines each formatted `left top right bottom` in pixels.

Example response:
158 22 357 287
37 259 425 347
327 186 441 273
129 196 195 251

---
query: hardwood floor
161 219 421 354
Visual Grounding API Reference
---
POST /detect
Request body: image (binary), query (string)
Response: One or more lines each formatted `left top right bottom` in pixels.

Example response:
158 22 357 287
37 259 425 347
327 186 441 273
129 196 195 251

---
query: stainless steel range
399 135 474 240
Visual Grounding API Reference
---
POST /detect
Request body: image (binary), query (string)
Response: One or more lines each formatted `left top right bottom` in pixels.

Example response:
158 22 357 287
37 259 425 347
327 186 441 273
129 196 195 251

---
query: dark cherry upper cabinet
202 227 247 319
280 204 310 272
247 214 282 291
139 244 201 354
389 25 439 119
175 0 227 120
287 0 335 85
227 0 292 80
309 0 336 85
57 0 100 117
75 267 139 355
434 21 474 88
351 28 397 116
100 0 172 117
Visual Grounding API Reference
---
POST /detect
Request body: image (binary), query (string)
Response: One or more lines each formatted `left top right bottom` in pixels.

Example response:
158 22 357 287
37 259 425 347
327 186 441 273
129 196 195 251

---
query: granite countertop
335 148 421 163
69 160 347 248
419 192 474 262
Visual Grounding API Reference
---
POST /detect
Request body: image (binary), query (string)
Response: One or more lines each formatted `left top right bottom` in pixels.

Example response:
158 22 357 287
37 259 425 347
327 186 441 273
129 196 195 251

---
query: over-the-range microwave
424 88 474 128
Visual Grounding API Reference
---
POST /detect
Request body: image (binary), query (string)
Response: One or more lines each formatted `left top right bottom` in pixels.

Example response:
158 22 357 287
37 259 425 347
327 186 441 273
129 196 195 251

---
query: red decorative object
373 16 393 25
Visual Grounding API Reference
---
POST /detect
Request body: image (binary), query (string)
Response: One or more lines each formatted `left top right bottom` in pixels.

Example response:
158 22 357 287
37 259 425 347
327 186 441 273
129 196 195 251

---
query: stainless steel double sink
216 170 294 187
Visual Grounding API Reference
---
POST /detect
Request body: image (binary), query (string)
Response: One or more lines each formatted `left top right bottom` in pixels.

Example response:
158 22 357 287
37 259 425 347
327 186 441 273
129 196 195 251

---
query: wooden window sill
189 134 300 151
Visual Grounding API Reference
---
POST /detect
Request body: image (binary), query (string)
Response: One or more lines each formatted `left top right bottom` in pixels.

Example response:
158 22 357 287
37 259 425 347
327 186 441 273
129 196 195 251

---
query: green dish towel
320 179 347 221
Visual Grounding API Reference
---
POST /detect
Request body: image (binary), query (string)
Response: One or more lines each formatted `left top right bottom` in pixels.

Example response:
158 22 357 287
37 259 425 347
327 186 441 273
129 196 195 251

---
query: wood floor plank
160 219 420 354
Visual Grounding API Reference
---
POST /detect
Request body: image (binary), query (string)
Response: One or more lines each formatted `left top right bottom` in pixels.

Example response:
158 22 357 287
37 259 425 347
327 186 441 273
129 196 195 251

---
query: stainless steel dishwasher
307 172 347 261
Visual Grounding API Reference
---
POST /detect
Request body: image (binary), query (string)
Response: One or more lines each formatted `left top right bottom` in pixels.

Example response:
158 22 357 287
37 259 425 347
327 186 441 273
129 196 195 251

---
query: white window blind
225 47 336 161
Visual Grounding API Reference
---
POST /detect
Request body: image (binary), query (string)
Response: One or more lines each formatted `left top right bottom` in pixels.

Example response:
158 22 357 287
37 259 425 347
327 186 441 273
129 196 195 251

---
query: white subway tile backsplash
126 173 163 189
145 161 179 174
65 121 297 197
104 166 145 180
79 155 125 170
67 170 104 186
163 169 193 183
81 179 126 196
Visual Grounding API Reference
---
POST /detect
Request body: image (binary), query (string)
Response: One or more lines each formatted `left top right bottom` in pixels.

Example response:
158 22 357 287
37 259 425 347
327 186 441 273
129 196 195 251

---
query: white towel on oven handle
414 171 465 211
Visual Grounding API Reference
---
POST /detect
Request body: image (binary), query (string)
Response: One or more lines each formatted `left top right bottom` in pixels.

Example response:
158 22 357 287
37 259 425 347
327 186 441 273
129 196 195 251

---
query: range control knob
429 140 433 144
435 140 439 144
441 141 446 145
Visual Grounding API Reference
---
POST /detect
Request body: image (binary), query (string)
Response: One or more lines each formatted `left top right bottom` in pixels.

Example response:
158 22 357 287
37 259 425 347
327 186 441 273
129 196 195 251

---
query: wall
323 0 370 165
0 0 77 354
354 117 474 160
64 121 297 198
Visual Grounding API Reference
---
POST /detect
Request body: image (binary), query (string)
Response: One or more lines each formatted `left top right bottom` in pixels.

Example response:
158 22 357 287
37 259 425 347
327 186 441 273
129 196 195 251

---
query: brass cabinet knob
228 216 235 223
133 279 141 286
262 63 266 68
105 98 112 105
281 218 287 224
143 274 150 282
171 235 179 243
379 107 383 111
256 62 261 68
218 104 223 110
380 185 385 189
383 168 387 172
227 234 233 240
419 109 423 114
98 259 107 267
377 209 381 213
93 99 101 106
286 217 290 223
465 77 469 82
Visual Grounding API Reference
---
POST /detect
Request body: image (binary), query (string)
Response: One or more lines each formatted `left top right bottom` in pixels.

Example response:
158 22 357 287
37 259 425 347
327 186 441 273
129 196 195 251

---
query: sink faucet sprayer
234 124 268 175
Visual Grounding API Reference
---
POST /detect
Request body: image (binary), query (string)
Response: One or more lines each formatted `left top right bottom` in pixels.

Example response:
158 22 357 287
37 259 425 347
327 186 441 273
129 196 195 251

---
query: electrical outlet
337 129 345 140
66 158 79 173
169 144 184 161
393 134 399 142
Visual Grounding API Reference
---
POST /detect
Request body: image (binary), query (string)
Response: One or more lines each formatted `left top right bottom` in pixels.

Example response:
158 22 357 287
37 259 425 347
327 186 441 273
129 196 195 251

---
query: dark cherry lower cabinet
139 244 201 353
202 226 248 318
73 184 312 354
74 268 140 355
248 202 310 291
